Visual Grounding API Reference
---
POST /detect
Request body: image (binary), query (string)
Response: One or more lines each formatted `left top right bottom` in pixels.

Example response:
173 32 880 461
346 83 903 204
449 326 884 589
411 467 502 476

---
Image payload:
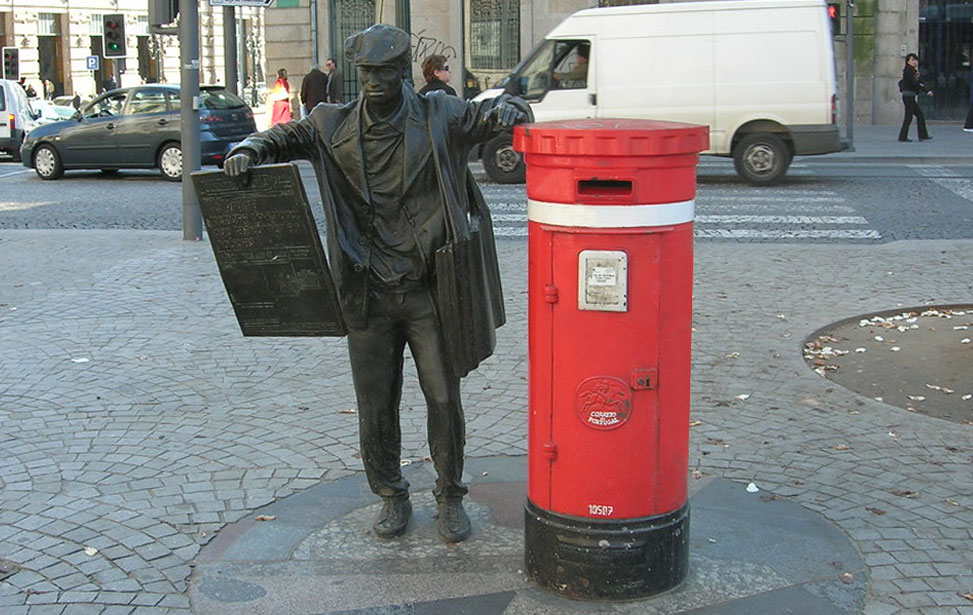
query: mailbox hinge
544 284 559 304
542 441 558 460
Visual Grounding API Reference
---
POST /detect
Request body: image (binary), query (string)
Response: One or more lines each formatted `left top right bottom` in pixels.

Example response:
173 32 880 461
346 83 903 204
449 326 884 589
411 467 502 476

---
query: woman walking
268 68 292 126
898 53 933 142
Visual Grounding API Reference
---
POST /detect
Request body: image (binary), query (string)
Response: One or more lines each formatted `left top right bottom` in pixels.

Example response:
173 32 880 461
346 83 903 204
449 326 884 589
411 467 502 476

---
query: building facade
0 0 266 103
2 0 969 123
266 0 971 124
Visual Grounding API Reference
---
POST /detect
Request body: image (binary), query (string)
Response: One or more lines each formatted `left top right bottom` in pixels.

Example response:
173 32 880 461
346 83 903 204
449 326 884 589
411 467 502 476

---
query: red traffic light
827 2 841 35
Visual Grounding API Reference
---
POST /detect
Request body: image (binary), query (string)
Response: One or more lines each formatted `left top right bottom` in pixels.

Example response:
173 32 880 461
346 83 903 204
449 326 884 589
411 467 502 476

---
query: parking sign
86 56 100 71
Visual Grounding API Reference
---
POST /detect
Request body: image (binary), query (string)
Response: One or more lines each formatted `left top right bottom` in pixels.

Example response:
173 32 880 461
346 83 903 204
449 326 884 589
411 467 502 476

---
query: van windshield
512 39 591 100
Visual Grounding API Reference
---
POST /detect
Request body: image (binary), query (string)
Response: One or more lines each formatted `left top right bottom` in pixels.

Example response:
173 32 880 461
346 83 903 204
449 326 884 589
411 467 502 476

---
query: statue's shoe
436 500 471 542
373 497 412 538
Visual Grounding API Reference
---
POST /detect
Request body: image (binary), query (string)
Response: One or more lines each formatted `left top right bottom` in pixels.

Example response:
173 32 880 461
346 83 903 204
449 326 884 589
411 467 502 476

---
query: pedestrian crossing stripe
696 215 869 224
693 229 881 239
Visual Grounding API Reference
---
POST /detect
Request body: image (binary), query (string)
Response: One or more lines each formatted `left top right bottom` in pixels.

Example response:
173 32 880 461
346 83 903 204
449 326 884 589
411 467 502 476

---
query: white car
0 78 40 161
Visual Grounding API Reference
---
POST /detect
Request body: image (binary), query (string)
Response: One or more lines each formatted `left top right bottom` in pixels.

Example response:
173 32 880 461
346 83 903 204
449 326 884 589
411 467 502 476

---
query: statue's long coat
229 86 522 348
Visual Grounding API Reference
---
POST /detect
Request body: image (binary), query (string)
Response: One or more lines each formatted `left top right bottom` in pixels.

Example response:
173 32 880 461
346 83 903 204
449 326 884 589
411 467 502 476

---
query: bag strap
424 98 459 244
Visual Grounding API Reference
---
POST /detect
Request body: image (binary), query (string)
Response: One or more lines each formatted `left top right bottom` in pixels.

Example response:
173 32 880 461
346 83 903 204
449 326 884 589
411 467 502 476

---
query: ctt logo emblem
575 376 632 430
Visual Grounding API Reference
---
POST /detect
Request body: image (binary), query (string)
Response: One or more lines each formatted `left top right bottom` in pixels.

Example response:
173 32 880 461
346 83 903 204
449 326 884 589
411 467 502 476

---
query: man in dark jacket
324 57 343 103
299 63 329 117
223 24 529 543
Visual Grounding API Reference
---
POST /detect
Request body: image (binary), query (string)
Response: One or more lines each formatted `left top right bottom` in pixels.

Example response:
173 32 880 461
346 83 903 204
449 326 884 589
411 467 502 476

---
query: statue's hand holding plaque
192 163 346 337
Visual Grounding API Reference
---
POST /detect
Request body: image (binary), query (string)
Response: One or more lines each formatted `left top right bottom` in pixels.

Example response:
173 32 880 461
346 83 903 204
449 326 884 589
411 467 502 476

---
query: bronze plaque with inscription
192 163 346 337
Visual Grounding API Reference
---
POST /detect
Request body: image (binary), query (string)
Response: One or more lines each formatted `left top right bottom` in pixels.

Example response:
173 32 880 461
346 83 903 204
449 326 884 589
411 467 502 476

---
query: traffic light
149 0 179 28
827 3 842 36
2 47 18 81
102 14 127 58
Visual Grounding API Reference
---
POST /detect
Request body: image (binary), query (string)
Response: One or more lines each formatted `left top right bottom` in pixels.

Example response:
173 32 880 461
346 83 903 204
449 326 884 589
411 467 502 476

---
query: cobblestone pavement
1 230 971 615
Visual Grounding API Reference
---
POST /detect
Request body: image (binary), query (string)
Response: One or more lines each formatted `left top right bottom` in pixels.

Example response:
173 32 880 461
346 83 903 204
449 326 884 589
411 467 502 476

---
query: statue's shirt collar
362 97 407 137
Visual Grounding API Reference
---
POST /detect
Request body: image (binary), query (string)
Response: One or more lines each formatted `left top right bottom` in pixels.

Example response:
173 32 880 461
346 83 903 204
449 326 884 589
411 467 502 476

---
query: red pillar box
514 119 708 600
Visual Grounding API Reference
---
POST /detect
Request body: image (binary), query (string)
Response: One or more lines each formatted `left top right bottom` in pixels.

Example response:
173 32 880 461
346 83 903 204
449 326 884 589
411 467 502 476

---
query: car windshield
200 88 248 110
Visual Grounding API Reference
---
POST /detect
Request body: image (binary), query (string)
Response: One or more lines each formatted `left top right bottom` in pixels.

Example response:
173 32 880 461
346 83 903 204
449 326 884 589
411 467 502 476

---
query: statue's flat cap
344 24 410 65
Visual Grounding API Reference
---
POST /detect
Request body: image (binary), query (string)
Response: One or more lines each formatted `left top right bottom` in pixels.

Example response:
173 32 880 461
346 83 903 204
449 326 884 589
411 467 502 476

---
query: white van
476 0 841 185
0 79 39 161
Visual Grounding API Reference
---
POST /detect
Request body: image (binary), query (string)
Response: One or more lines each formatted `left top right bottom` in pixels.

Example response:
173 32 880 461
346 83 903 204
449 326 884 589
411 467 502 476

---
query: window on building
470 0 520 71
330 0 376 103
38 13 60 36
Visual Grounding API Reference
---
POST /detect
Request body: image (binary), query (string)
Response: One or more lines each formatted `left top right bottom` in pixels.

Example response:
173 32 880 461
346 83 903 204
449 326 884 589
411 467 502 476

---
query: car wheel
33 144 64 180
733 133 791 185
482 132 525 184
158 143 183 181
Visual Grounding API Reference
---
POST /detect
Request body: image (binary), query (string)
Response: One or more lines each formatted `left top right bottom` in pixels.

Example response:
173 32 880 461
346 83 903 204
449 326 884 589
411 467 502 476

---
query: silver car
21 84 257 180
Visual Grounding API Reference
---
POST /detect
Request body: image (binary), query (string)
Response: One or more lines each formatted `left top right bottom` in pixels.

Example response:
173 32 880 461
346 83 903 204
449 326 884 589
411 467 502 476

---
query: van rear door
0 84 9 142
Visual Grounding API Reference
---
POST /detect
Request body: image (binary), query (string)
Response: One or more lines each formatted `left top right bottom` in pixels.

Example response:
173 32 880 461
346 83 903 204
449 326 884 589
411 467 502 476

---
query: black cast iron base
524 499 690 600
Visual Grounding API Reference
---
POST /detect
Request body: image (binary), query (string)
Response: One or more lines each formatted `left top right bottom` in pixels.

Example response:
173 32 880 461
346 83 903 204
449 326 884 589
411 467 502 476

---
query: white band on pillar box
527 199 695 229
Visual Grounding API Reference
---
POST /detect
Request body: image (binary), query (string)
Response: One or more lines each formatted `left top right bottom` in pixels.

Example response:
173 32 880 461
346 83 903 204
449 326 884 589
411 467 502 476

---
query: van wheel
483 133 525 184
158 143 183 181
34 144 64 180
733 133 791 185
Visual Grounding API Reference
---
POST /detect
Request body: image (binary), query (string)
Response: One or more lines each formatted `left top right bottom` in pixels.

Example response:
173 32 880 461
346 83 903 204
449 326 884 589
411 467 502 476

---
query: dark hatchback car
21 84 256 181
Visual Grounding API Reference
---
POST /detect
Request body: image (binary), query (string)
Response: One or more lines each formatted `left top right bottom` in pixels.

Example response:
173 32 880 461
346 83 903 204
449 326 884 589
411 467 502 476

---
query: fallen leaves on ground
891 489 918 498
866 507 886 515
255 515 276 521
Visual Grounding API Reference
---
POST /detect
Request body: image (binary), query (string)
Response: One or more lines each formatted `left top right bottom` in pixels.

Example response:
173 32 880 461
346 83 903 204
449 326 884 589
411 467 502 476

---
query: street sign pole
845 0 855 151
224 6 238 95
181 0 202 240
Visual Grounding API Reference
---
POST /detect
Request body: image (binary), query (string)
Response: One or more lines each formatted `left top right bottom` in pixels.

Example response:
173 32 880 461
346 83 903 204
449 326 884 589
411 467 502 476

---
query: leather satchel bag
428 112 504 378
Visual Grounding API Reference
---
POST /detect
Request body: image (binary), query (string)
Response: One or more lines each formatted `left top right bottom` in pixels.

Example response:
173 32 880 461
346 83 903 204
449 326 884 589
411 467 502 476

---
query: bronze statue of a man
223 24 530 542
